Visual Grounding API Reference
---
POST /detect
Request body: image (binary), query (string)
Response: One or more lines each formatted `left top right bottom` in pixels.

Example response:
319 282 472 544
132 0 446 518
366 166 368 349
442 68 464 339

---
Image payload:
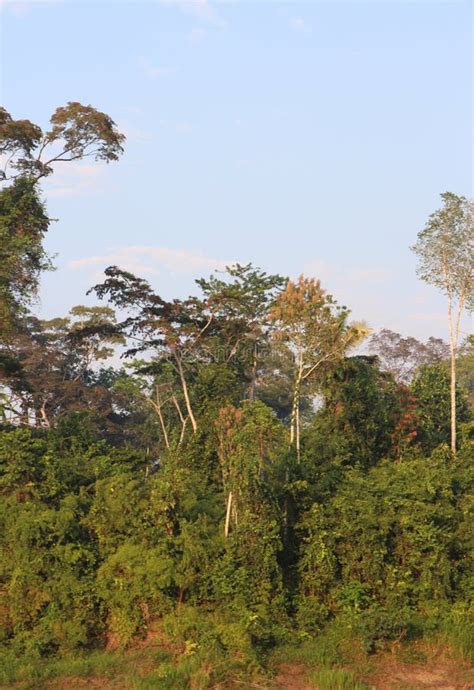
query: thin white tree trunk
447 293 457 454
450 343 456 454
290 360 303 460
155 386 170 450
224 490 233 538
39 402 50 428
172 396 188 446
176 356 197 433
295 388 300 460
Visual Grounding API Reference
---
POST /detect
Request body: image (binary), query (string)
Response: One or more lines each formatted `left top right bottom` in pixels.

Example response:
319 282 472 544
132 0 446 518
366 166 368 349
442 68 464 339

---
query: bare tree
369 329 450 384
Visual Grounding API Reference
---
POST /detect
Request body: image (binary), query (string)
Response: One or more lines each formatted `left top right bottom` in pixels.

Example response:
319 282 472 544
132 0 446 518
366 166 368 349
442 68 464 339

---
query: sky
0 0 472 341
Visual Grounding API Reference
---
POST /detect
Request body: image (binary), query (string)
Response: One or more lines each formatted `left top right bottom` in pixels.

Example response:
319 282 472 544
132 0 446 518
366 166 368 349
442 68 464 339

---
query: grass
308 668 369 690
0 639 258 689
270 627 350 667
2 622 473 690
0 647 156 689
269 623 372 678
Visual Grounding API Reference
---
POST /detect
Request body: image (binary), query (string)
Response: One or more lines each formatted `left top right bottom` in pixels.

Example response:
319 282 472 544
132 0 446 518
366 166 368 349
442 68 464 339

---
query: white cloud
0 0 63 16
302 259 395 329
175 121 193 134
138 57 174 79
70 246 233 279
43 163 104 199
159 0 225 27
116 121 152 144
0 0 28 17
348 268 392 284
189 27 207 44
289 16 311 34
302 259 333 282
304 261 391 287
150 118 193 135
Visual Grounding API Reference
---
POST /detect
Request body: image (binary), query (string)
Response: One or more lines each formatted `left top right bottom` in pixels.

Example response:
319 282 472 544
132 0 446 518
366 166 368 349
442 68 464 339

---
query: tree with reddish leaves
0 307 121 428
391 385 419 460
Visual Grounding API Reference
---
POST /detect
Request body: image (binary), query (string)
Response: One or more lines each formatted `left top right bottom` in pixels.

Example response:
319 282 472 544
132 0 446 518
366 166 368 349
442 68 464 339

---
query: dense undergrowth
0 412 472 687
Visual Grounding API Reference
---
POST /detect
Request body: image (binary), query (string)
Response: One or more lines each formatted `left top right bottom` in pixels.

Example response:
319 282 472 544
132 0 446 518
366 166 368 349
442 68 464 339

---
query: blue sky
1 0 472 340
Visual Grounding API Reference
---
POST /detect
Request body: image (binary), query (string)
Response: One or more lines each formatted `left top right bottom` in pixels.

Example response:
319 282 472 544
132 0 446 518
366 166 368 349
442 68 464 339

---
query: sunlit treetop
0 101 125 182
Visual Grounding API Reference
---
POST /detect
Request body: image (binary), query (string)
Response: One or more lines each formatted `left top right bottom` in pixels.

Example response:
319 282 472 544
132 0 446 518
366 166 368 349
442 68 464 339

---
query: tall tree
411 192 474 453
0 103 125 335
269 276 368 459
195 263 286 397
92 267 211 435
92 264 286 441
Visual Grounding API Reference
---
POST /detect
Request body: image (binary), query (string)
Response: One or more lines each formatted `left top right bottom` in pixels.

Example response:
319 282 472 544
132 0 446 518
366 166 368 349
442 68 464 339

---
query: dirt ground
11 644 473 690
272 658 474 690
36 661 474 690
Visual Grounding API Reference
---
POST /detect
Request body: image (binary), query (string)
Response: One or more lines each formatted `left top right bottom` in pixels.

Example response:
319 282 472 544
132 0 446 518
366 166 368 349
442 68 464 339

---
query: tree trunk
295 388 300 460
39 403 50 429
155 386 170 450
447 294 457 454
21 401 29 426
172 396 188 446
290 363 303 461
176 355 197 433
224 490 233 538
248 343 258 400
450 340 456 454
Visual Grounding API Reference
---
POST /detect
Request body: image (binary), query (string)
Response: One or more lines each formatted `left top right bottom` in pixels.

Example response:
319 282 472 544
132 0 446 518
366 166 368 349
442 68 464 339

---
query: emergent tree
0 103 125 334
411 192 474 453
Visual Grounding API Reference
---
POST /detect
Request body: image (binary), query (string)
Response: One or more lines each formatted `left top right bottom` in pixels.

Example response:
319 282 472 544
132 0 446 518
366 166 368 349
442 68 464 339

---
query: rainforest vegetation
0 104 473 689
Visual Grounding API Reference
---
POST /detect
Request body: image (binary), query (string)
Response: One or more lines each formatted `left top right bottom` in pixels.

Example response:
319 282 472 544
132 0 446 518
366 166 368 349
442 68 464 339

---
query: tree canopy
0 103 125 337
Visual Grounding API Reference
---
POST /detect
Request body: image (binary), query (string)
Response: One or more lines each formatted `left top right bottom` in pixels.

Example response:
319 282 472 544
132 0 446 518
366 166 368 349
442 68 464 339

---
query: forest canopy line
0 104 473 688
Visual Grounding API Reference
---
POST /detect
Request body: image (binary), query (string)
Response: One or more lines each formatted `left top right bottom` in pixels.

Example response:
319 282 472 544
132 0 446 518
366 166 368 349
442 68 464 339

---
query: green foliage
303 357 400 483
0 178 51 330
212 402 289 649
411 364 471 452
455 336 474 411
411 192 473 300
297 448 473 645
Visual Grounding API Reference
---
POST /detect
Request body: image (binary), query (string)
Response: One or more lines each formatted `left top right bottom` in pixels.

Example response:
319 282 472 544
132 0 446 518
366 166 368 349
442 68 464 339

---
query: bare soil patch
365 659 474 689
270 656 474 690
272 663 313 690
